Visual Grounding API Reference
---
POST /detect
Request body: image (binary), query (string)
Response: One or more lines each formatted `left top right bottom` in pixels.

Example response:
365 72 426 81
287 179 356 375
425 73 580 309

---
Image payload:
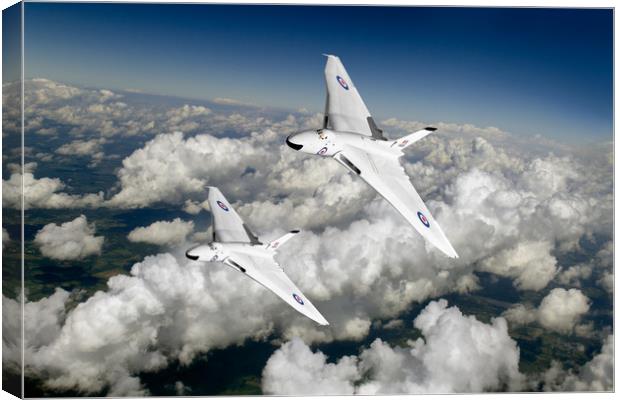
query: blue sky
2 3 21 84
23 4 612 142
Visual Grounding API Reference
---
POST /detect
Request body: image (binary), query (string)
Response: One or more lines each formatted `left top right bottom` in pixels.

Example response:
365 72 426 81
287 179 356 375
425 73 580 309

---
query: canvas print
2 3 613 397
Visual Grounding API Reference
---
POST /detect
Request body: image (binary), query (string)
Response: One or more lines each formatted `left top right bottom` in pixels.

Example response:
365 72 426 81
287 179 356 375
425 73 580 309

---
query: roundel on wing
336 75 349 90
217 200 229 212
293 293 304 305
317 147 328 155
417 211 430 228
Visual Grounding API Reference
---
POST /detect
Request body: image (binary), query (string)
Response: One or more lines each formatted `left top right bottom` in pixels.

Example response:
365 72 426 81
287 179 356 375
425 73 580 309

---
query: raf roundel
317 147 328 155
336 75 349 90
217 200 229 212
293 293 304 305
417 211 430 228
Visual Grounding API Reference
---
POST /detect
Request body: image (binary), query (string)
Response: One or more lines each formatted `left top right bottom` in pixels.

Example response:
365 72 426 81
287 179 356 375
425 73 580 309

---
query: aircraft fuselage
286 129 399 160
186 242 272 264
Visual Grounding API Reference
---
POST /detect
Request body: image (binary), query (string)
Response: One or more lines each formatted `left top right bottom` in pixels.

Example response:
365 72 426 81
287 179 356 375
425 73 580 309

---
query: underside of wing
324 54 385 140
225 251 329 325
335 145 458 258
207 187 261 244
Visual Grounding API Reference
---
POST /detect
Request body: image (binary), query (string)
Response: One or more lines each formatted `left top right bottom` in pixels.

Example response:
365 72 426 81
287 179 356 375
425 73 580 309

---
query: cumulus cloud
182 199 206 215
2 228 10 247
557 263 592 287
34 215 104 260
381 117 509 142
542 334 613 391
480 241 557 291
55 138 106 156
503 288 591 334
501 304 537 326
127 218 194 246
3 289 70 374
3 79 315 142
212 97 254 107
102 110 334 211
537 288 591 333
174 381 191 395
16 79 145 138
592 241 613 294
2 296 21 373
382 319 404 330
7 161 37 174
597 272 613 294
106 131 273 208
262 338 360 395
164 104 212 133
55 138 107 166
263 300 524 394
3 171 104 210
555 240 613 292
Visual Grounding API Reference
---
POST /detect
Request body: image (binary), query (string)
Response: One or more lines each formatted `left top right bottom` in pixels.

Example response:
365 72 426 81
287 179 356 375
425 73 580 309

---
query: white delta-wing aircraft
185 187 329 325
286 55 458 258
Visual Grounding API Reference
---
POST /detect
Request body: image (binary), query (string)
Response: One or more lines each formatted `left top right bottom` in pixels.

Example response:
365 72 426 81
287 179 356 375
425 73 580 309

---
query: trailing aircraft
186 187 329 325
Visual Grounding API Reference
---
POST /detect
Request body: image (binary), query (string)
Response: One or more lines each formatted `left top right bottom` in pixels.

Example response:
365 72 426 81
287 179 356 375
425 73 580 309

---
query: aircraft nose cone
185 250 199 261
285 135 303 151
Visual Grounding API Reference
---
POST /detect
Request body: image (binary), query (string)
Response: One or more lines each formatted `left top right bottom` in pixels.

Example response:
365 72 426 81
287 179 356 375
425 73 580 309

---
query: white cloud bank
93 121 612 348
262 299 524 394
104 123 612 299
3 289 70 375
106 131 274 208
10 271 608 395
11 252 297 395
34 215 104 260
55 138 106 156
5 79 611 395
503 288 591 334
55 137 107 166
3 170 103 210
127 218 194 246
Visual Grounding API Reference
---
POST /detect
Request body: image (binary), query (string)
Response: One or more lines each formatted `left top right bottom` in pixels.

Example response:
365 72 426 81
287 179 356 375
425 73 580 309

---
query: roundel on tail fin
217 201 229 212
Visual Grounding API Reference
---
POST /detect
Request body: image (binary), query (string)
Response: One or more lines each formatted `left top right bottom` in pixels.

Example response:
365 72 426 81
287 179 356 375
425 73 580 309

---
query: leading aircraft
286 55 458 258
186 187 329 325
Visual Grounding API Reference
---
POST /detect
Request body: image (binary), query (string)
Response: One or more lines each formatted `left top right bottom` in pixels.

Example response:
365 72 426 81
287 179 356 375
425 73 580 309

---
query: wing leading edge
225 251 329 325
335 145 458 258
